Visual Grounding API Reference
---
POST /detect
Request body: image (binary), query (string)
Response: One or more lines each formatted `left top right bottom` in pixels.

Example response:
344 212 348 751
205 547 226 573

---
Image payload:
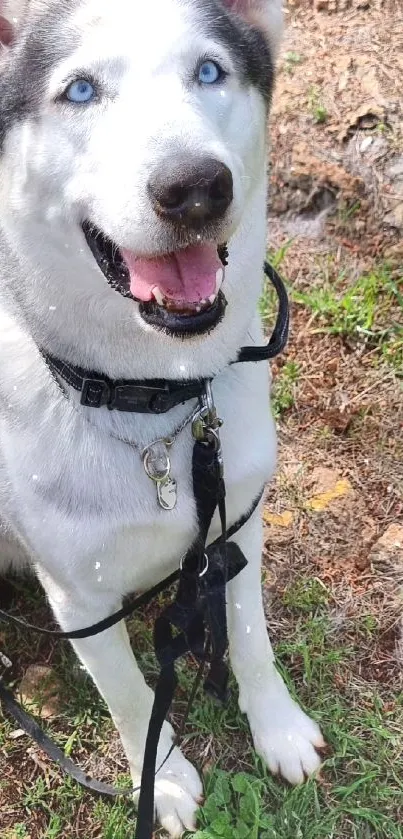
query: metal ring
140 438 170 458
179 553 209 577
203 380 214 415
142 450 170 483
199 553 209 578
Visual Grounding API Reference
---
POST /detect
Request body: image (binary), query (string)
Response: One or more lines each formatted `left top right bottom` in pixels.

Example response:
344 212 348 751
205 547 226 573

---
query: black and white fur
0 1 324 835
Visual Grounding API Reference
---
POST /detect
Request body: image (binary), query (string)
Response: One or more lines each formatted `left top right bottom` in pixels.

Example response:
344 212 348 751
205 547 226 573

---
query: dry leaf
384 201 403 230
19 665 62 720
263 510 294 527
306 474 353 512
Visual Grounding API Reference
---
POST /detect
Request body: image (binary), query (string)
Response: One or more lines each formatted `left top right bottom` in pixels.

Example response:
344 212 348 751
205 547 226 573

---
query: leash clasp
192 381 223 448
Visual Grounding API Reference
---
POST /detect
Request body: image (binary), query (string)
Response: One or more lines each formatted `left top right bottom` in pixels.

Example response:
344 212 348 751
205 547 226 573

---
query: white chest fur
1 350 276 599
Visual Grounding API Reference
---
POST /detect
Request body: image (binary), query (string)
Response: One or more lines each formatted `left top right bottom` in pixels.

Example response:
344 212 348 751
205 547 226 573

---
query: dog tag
157 476 177 510
142 440 177 510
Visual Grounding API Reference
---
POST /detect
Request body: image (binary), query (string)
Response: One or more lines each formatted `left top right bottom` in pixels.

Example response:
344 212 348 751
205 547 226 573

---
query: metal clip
192 381 223 447
192 381 224 480
142 439 177 510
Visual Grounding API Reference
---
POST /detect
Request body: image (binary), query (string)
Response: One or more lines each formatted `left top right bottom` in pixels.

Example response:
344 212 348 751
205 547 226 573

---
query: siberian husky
0 1 324 834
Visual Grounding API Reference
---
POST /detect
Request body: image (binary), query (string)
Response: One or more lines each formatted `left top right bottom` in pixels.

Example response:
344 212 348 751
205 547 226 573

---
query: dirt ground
265 0 402 672
1 2 402 838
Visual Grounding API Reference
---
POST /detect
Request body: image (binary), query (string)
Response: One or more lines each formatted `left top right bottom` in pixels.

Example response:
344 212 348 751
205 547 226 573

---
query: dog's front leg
39 572 203 838
227 508 325 783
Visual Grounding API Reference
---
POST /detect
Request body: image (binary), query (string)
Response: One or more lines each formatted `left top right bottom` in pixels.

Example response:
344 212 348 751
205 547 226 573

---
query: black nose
148 156 233 227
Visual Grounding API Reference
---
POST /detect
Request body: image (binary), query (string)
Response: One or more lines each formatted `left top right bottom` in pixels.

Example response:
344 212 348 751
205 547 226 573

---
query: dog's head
0 0 282 379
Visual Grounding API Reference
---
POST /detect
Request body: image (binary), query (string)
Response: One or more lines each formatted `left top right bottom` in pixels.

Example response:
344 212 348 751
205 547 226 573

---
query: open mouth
82 222 227 336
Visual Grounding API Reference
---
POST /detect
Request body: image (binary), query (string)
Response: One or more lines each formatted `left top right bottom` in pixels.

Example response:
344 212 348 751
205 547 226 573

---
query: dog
0 1 325 835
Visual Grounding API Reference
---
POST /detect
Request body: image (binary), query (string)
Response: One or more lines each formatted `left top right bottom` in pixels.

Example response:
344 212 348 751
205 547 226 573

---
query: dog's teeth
208 293 216 304
152 286 165 306
200 298 208 306
215 268 224 295
196 305 201 313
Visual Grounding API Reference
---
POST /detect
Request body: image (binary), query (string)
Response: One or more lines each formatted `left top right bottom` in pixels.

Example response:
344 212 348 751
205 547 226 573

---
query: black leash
134 383 249 838
0 261 289 837
237 262 289 363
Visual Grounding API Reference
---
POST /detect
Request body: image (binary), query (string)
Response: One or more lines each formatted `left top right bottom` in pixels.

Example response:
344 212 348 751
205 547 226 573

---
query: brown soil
264 0 402 674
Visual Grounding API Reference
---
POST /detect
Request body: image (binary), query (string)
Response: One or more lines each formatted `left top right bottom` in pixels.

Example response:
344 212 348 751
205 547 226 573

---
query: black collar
43 262 289 414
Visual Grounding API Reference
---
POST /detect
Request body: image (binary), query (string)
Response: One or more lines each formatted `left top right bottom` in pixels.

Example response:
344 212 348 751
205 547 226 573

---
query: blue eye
65 79 95 103
198 60 223 85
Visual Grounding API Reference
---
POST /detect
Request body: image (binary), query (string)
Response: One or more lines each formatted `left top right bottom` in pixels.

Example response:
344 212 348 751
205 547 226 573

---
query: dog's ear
221 0 283 57
0 14 14 46
0 0 25 47
0 1 15 47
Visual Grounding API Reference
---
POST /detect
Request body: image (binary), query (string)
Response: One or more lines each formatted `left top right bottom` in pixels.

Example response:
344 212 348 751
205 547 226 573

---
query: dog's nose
148 156 233 226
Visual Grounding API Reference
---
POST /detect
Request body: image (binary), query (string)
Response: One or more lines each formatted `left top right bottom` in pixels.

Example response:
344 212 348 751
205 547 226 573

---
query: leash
0 261 289 837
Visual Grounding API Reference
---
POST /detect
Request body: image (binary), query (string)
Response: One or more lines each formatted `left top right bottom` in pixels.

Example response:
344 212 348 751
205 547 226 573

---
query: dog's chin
82 222 228 338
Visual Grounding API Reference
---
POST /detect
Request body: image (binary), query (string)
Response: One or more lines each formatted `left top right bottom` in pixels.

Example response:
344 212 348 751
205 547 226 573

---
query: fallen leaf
384 202 403 230
19 664 62 720
375 524 403 552
384 241 403 263
307 467 342 494
358 68 386 106
338 70 349 92
263 510 294 527
8 728 27 740
307 479 353 512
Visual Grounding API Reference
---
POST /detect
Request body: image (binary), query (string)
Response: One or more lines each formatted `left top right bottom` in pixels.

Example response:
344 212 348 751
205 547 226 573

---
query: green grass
271 360 300 418
307 86 328 125
4 827 30 839
194 605 403 839
282 577 330 613
1 576 403 838
284 51 305 75
291 264 403 372
260 255 403 376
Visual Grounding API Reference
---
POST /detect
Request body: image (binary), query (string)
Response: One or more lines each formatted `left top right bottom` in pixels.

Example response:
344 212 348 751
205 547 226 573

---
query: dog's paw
242 675 325 785
134 746 203 838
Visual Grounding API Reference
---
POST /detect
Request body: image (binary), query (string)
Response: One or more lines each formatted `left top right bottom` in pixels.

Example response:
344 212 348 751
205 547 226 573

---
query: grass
270 360 300 418
193 595 403 838
307 86 329 125
1 574 402 838
261 254 403 382
291 264 403 372
284 51 305 75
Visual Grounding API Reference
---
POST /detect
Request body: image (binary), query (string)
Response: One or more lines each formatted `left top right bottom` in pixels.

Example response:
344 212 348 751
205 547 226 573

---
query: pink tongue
121 244 221 304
